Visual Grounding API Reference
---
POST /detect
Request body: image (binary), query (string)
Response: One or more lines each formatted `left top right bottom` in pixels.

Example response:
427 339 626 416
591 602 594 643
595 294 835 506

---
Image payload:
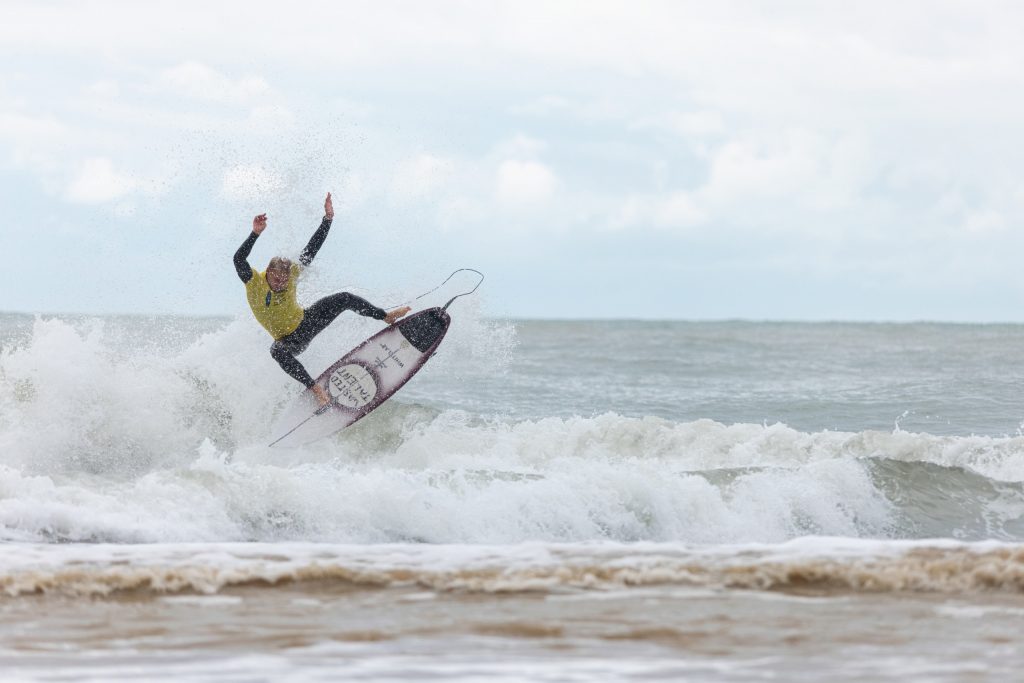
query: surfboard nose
398 308 451 353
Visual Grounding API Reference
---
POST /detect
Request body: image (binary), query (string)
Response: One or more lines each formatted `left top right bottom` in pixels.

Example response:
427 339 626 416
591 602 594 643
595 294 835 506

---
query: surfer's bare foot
384 306 411 325
311 384 330 407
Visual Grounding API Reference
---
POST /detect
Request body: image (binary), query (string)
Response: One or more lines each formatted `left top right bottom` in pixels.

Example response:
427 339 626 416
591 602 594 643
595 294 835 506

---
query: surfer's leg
302 293 388 338
268 294 387 388
270 339 315 387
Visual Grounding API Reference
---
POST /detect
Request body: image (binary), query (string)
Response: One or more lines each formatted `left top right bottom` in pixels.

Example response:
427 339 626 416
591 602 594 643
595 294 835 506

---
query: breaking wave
2 315 1024 546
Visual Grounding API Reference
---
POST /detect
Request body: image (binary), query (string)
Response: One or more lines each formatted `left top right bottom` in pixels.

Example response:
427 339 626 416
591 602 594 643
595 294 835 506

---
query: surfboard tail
397 308 450 353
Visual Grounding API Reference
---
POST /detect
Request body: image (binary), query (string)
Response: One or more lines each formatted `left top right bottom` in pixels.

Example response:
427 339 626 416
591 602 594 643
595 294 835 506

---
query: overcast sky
3 1 1024 320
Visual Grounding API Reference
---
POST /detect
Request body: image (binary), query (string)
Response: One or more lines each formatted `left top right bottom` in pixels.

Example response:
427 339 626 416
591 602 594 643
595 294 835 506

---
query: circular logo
326 363 378 408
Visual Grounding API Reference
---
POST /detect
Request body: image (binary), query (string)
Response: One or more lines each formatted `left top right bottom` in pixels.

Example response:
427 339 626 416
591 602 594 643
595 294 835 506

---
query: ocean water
2 309 1024 681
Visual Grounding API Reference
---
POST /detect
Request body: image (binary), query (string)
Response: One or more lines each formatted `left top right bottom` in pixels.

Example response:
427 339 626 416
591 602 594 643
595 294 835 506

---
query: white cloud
654 192 705 229
438 196 486 231
700 139 818 204
673 111 726 137
964 209 1006 235
333 172 369 211
936 192 1010 238
602 128 882 236
609 191 705 232
156 62 271 104
608 195 647 232
510 95 572 117
66 157 137 203
391 154 455 199
221 164 284 202
495 159 557 204
492 134 547 160
114 202 137 218
5 1 1024 318
246 104 295 133
634 110 726 138
0 111 70 182
0 112 174 202
85 80 120 98
631 131 878 235
0 112 68 147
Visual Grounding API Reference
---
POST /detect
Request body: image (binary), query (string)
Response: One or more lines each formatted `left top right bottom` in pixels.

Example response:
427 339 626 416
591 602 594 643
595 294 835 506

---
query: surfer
233 192 411 406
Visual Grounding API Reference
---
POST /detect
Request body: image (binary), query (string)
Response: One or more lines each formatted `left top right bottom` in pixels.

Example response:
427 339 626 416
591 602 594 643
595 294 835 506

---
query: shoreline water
2 541 1023 682
4 538 1024 598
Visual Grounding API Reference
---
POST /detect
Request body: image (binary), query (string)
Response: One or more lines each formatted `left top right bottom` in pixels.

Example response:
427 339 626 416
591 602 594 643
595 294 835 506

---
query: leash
387 268 485 311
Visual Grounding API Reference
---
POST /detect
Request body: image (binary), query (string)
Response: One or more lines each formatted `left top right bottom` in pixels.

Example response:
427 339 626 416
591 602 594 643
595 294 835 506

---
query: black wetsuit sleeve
299 216 332 266
233 231 259 283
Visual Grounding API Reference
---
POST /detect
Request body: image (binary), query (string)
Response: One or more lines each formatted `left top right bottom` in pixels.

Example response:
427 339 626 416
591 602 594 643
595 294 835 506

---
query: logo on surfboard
326 363 378 408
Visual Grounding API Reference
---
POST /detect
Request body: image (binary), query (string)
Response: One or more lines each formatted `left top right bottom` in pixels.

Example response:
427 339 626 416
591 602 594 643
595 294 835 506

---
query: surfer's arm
299 216 332 266
233 214 266 282
233 231 259 283
299 193 334 266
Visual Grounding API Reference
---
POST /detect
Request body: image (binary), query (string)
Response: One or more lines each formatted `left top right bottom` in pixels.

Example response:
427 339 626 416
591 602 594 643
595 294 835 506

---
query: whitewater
2 309 1024 681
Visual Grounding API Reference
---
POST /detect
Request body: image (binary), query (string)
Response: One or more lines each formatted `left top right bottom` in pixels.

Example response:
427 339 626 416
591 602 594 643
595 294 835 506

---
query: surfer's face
266 267 290 292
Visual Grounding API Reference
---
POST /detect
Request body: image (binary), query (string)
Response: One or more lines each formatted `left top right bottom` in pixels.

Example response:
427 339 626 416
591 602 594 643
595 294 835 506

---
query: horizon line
3 309 1024 326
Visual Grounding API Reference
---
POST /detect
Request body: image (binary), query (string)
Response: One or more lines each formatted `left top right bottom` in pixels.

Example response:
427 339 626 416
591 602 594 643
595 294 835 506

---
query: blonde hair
267 256 293 273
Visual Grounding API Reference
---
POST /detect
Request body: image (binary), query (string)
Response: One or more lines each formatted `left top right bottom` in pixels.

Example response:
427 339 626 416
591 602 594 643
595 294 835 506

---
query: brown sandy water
2 580 1022 681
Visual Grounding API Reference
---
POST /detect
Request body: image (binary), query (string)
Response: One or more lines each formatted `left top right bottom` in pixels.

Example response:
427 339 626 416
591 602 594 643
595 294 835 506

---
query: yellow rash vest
244 263 305 339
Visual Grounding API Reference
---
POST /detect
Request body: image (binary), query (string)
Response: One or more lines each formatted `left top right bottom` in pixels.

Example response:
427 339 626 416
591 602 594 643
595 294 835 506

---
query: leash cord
386 268 485 311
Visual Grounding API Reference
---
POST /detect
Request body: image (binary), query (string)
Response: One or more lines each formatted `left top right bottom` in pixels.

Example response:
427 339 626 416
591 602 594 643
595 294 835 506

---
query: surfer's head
266 257 293 292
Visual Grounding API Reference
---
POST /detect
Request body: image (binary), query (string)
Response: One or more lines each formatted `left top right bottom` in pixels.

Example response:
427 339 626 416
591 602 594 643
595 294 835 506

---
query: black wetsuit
233 216 387 387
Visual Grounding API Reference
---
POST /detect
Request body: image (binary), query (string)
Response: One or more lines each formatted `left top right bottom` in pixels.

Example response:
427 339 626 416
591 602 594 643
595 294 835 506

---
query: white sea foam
2 316 1024 546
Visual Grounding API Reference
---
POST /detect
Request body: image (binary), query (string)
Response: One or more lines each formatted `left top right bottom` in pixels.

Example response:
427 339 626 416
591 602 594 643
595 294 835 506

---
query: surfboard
268 307 451 447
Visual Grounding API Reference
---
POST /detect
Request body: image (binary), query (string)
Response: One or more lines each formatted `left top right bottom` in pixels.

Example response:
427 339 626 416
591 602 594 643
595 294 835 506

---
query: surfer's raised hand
252 213 268 235
384 306 411 325
324 192 334 220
